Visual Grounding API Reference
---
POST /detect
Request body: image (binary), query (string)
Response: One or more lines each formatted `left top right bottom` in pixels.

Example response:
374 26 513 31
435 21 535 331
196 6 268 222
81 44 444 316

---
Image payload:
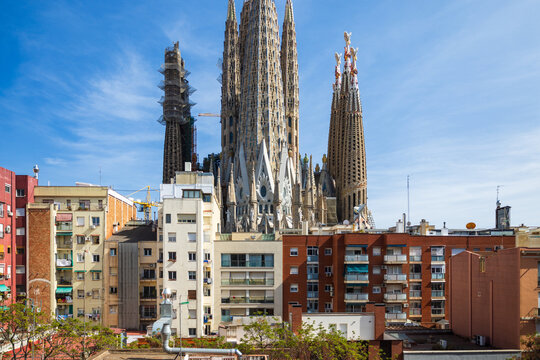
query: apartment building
214 232 283 328
282 232 515 327
450 247 540 349
27 185 135 320
0 167 37 301
103 220 159 330
160 171 219 337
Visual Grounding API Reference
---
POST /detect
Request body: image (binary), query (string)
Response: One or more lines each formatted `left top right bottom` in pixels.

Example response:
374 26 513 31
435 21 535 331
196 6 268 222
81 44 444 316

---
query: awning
74 270 86 273
56 287 73 294
388 244 406 247
89 270 101 272
345 264 368 273
56 213 73 222
0 284 11 292
346 244 368 248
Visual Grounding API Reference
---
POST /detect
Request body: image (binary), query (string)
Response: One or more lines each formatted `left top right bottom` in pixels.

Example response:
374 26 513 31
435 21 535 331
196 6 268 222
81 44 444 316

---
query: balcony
307 273 319 281
56 240 72 249
431 308 445 317
221 261 273 268
409 308 422 316
56 259 72 268
56 223 73 234
384 255 407 264
307 255 319 263
220 234 232 241
409 273 421 281
409 290 422 299
384 293 407 302
431 273 445 282
221 297 274 304
344 255 369 263
57 279 73 286
409 255 422 262
56 297 73 304
221 315 233 322
140 276 156 281
344 293 369 302
385 313 407 322
221 278 274 286
431 256 445 263
140 293 157 301
140 313 158 320
384 274 407 283
431 290 445 299
344 273 369 283
307 291 318 299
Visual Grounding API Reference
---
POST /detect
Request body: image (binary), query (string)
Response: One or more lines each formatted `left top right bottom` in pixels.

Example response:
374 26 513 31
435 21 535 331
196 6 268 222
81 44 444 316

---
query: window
204 252 211 261
168 232 176 242
92 290 99 299
307 246 318 256
76 272 84 280
15 266 25 274
0 203 3 218
372 286 381 294
16 189 25 197
77 253 85 262
188 328 196 336
165 214 171 223
144 248 152 256
79 200 90 210
325 266 332 276
373 266 381 274
324 284 333 292
325 302 333 312
168 271 177 280
91 236 100 244
76 217 85 226
16 208 25 217
98 200 103 209
188 290 197 300
92 254 100 262
168 252 176 261
188 252 196 261
5 184 11 193
188 271 196 280
91 217 100 226
290 266 298 275
66 199 71 209
183 190 201 199
78 290 85 299
110 287 118 294
16 247 24 255
203 194 211 202
110 248 117 256
324 248 332 256
373 247 381 256
16 228 25 236
290 284 299 292
92 272 101 280
77 235 85 244
109 305 117 314
290 248 298 256
188 233 196 242
0 224 3 238
178 214 196 223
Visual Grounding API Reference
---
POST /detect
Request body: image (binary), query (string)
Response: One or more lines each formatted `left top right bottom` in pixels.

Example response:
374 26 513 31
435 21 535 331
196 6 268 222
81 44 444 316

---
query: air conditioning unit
5 226 11 234
403 303 409 308
7 211 13 217
403 283 408 288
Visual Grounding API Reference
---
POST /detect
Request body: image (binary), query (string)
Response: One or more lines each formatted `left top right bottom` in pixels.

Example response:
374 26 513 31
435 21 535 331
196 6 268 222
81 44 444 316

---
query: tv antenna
496 185 503 207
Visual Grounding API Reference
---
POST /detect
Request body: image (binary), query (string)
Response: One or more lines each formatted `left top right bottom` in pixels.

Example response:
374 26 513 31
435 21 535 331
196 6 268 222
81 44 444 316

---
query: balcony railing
307 273 319 280
140 293 157 300
345 273 369 282
409 255 422 262
344 293 369 301
221 315 233 322
384 255 407 263
384 274 407 282
409 308 421 315
56 259 72 267
220 234 232 241
385 313 407 320
56 298 73 304
431 273 445 280
221 278 274 286
431 256 445 262
431 308 445 316
307 255 319 262
384 293 407 301
345 255 369 262
140 276 156 280
409 273 421 280
221 261 273 268
431 290 445 298
221 297 274 304
140 313 158 319
307 291 318 298
409 290 421 298
56 224 73 231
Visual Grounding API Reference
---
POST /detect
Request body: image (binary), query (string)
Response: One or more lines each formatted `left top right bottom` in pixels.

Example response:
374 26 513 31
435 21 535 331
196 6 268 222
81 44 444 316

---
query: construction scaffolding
159 42 197 183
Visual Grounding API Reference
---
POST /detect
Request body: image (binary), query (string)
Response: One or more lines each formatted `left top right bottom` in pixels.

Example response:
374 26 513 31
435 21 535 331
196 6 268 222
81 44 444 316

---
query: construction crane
127 186 158 222
198 113 220 118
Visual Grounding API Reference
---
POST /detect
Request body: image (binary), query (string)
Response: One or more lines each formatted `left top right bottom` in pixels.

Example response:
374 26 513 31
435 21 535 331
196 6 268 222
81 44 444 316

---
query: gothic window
288 117 292 127
288 133 291 144
229 132 234 144
229 116 233 127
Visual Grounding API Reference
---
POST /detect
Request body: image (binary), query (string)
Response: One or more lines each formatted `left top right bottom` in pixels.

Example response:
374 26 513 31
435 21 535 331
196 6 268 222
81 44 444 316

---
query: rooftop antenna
407 175 411 226
33 164 39 180
496 185 503 208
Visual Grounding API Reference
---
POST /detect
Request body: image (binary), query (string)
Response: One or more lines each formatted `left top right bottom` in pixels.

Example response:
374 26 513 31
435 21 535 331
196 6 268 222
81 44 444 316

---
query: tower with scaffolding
159 42 197 184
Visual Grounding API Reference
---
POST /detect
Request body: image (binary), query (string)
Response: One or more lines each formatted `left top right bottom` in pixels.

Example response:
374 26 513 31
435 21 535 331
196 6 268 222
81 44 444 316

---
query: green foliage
127 335 162 349
519 334 540 360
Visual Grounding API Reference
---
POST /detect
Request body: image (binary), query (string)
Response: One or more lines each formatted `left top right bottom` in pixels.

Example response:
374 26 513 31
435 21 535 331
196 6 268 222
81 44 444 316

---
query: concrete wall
119 242 139 330
303 313 375 340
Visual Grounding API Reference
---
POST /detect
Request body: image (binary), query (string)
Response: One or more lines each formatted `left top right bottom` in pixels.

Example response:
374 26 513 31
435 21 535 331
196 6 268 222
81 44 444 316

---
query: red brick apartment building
282 233 515 327
0 167 37 302
450 248 540 349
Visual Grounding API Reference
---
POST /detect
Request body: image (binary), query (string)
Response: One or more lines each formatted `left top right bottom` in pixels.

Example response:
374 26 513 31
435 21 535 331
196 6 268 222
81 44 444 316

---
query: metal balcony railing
344 293 369 301
431 308 445 315
409 308 421 315
221 315 233 322
409 273 421 280
344 255 369 262
221 278 274 286
431 290 445 298
384 255 407 263
221 297 274 304
385 313 406 320
409 255 422 262
409 290 422 298
307 291 318 298
431 256 445 262
307 255 319 262
384 293 407 301
307 273 319 280
345 274 369 282
431 273 445 280
384 274 407 281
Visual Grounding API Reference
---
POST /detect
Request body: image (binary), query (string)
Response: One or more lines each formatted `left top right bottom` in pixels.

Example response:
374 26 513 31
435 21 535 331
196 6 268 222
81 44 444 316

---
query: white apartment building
160 171 220 337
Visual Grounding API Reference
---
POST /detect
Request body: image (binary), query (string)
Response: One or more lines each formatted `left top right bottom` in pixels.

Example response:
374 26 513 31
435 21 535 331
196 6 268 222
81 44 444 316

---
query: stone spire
226 166 237 232
221 0 240 184
249 166 258 231
273 178 282 231
281 0 300 167
327 52 342 180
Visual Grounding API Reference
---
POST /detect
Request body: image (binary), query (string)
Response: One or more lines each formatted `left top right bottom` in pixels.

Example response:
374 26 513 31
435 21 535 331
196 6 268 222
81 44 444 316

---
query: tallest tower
220 0 300 233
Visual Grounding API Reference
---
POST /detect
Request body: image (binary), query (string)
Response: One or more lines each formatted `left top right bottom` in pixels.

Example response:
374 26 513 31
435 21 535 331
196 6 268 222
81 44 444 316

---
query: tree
520 334 540 360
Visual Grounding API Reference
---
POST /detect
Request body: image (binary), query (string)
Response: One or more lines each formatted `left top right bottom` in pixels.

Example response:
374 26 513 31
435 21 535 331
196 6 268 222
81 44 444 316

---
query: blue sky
1 0 539 228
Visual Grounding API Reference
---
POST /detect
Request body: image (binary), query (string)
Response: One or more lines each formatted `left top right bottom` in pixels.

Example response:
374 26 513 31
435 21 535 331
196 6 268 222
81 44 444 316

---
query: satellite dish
466 222 476 230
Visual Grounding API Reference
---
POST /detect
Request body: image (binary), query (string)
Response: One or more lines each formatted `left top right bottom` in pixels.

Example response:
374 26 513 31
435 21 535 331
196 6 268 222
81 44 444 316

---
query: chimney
287 303 303 334
366 302 385 340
